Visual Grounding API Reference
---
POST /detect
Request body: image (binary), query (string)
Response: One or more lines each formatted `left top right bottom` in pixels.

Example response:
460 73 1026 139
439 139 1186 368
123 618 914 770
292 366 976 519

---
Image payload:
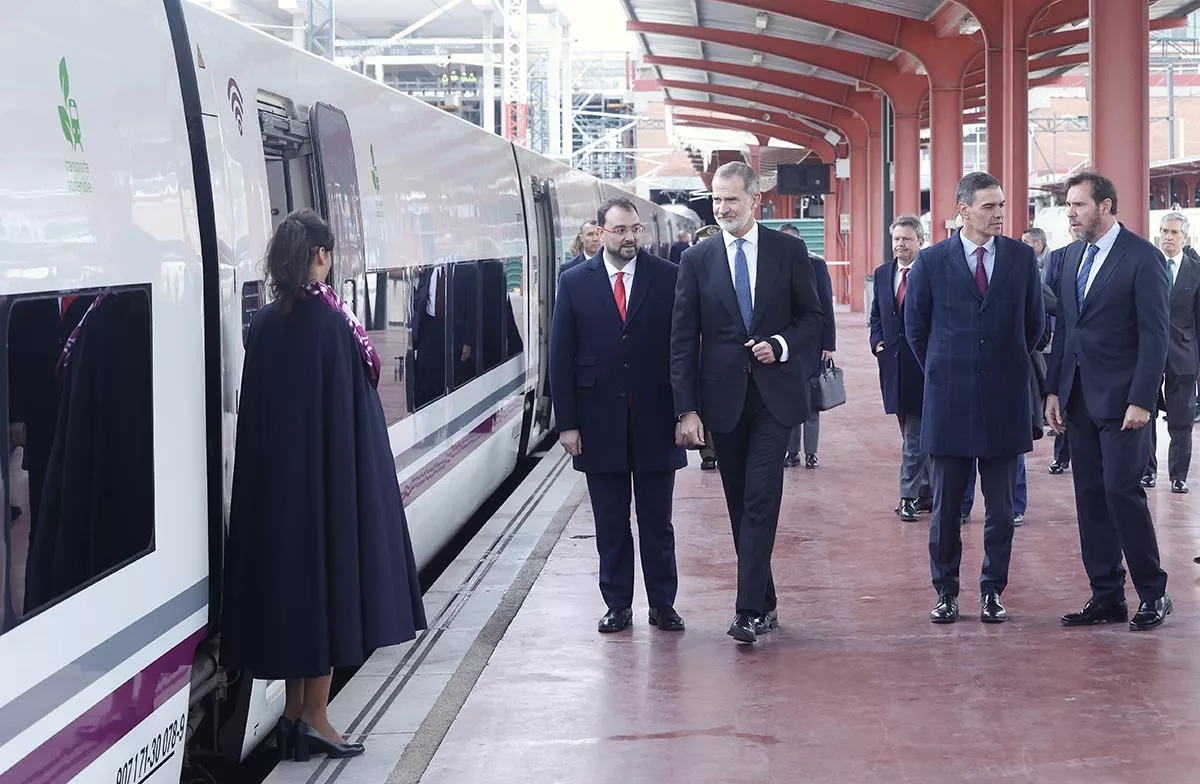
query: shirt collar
604 253 636 278
959 231 996 258
723 221 759 249
896 257 915 270
1093 219 1121 252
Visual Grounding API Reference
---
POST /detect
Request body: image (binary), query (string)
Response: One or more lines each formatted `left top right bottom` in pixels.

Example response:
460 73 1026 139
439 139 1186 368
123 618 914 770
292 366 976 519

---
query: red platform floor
419 311 1200 783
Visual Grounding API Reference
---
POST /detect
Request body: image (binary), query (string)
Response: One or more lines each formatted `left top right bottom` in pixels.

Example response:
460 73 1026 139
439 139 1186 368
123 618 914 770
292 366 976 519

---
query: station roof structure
619 0 1200 167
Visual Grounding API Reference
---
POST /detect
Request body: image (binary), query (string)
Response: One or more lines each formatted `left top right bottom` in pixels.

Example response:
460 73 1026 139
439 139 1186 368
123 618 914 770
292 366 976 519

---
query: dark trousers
1054 431 1071 464
710 378 789 616
585 469 678 610
929 454 1018 597
962 454 1027 516
1147 371 1196 481
1066 383 1167 604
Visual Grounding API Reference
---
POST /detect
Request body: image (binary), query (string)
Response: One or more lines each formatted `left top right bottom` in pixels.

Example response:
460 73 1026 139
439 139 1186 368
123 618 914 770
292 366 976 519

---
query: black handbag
810 358 846 412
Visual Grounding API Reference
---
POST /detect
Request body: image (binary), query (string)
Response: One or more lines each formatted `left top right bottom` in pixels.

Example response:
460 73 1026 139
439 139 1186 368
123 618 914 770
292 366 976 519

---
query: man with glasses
671 162 825 644
550 198 686 634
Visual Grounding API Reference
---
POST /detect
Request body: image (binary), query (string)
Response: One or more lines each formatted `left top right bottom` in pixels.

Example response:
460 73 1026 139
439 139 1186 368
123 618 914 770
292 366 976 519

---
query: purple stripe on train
400 398 523 503
0 627 206 784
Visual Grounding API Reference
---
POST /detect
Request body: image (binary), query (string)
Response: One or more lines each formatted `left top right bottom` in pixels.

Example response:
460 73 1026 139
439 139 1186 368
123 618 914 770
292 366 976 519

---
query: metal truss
305 0 334 60
503 0 529 147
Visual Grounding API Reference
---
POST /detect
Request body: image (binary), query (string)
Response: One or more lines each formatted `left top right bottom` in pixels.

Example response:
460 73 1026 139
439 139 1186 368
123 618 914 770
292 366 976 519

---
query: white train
0 1 697 781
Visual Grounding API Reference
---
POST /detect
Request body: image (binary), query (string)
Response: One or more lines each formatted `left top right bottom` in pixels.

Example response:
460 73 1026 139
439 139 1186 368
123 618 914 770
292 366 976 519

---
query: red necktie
896 267 908 309
975 246 988 296
614 271 627 321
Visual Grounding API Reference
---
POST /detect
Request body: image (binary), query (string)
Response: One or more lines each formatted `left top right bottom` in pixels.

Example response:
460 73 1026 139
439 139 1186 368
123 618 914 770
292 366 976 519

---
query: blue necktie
1076 243 1099 310
733 238 752 332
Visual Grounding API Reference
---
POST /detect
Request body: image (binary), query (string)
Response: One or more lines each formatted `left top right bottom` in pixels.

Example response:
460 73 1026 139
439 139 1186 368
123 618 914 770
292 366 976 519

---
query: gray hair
955 171 1001 207
890 215 924 242
713 161 760 196
1021 227 1047 246
1161 211 1191 238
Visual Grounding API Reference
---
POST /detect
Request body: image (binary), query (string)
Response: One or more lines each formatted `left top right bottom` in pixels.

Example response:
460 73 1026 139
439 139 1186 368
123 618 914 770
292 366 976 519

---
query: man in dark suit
669 231 692 264
562 220 602 272
1045 171 1171 631
550 197 686 634
1143 211 1200 493
410 261 476 406
870 215 930 521
1043 245 1072 474
780 223 835 468
905 171 1045 625
671 161 824 643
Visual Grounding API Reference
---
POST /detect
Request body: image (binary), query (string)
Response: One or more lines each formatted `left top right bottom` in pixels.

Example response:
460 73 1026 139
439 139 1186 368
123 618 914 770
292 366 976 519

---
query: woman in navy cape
220 210 426 761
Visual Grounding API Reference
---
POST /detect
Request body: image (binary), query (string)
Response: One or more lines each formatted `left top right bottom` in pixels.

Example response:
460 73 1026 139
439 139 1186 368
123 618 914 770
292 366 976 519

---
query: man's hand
745 339 776 364
677 412 705 447
1045 394 1065 435
559 429 582 456
1122 404 1152 431
821 350 834 361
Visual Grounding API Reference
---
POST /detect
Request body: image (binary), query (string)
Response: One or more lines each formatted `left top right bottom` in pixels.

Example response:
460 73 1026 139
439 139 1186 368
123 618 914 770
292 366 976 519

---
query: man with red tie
549 197 686 633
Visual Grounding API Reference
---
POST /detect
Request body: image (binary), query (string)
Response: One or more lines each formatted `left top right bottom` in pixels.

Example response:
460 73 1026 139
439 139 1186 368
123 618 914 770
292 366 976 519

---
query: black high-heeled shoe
274 716 294 761
291 718 364 761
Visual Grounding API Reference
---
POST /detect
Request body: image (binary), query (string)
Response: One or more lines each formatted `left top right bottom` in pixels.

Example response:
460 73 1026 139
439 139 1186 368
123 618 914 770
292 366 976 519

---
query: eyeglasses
603 225 646 237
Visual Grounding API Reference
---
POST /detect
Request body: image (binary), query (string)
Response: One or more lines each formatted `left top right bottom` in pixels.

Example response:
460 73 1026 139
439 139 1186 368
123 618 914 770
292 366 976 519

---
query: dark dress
220 297 426 680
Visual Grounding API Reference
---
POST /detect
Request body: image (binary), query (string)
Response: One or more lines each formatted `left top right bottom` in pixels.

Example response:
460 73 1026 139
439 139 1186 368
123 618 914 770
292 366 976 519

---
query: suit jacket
869 260 924 416
669 241 689 264
549 249 686 474
1165 246 1200 378
905 234 1045 458
670 224 824 432
1046 224 1169 420
411 265 476 352
562 251 589 274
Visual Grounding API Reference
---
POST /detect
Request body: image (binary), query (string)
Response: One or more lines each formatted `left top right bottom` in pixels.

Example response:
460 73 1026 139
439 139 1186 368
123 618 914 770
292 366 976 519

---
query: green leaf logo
57 58 82 151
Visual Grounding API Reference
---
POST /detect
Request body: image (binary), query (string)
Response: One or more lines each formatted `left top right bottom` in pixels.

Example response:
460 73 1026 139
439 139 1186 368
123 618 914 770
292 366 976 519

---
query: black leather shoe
291 719 364 761
930 595 959 624
754 609 779 634
1048 460 1069 474
784 452 801 467
1129 594 1173 631
648 606 684 631
1142 474 1157 488
1172 479 1189 493
700 457 717 470
980 592 1008 623
896 498 918 521
1060 598 1128 626
598 607 633 633
275 716 294 761
805 453 819 469
727 612 757 643
915 497 933 513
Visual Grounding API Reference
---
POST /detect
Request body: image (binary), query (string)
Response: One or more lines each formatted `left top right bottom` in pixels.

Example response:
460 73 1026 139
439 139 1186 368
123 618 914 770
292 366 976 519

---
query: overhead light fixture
751 52 763 67
756 12 768 30
824 128 840 145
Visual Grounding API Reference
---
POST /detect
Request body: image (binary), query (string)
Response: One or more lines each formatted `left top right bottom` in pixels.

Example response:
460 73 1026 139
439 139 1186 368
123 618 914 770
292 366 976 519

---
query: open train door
530 176 561 431
309 101 366 321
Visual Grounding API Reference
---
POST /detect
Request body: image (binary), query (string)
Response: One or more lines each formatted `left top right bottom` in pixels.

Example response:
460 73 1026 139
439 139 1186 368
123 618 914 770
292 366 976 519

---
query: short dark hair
597 197 639 227
779 223 798 235
955 171 1002 207
1064 171 1119 216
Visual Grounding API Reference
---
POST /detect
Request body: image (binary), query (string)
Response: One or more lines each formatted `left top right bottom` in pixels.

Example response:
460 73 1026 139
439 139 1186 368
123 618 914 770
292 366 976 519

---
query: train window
449 262 479 389
481 259 523 370
2 288 154 632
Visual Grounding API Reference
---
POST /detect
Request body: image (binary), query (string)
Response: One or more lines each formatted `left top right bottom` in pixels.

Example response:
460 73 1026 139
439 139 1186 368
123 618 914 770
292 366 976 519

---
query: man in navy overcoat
905 172 1045 625
549 197 687 634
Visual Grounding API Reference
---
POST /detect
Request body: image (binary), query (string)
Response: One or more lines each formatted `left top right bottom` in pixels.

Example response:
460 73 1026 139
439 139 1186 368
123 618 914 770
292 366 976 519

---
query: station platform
265 310 1200 784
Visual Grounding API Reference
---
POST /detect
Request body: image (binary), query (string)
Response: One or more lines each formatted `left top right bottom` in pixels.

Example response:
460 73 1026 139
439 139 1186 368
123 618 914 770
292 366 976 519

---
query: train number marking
114 711 187 784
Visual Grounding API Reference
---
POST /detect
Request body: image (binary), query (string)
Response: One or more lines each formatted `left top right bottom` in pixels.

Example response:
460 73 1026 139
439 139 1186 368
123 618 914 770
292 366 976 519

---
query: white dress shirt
959 232 996 282
894 259 915 295
1165 252 1182 291
722 222 790 362
1080 219 1122 297
603 253 636 295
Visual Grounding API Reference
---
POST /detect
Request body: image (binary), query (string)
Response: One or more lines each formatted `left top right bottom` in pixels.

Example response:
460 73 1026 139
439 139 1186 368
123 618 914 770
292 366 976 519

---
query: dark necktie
897 266 909 309
733 238 752 331
974 246 987 296
1076 243 1100 309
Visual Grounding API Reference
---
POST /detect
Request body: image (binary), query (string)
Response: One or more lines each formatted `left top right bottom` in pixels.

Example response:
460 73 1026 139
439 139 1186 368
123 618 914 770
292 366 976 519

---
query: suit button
622 335 629 341
979 338 985 344
624 363 630 369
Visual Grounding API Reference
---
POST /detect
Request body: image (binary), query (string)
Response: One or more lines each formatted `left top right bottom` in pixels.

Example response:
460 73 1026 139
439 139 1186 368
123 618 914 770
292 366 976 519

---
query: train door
309 102 367 320
530 176 560 430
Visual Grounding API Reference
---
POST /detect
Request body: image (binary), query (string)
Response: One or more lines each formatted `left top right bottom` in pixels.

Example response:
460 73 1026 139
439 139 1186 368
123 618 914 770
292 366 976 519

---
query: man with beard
549 197 686 633
1142 211 1200 493
670 161 824 643
1046 171 1172 631
905 172 1045 624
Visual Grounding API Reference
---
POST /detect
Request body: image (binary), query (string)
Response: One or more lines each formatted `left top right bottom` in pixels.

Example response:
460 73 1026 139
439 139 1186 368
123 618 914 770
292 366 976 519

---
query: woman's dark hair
265 209 335 312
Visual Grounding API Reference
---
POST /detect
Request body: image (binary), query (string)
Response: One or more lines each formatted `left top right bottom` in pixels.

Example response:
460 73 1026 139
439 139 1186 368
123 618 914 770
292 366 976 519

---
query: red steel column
893 109 922 218
1002 2 1032 234
985 41 1005 182
850 139 869 312
930 85 964 243
1091 0 1150 237
869 120 884 273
